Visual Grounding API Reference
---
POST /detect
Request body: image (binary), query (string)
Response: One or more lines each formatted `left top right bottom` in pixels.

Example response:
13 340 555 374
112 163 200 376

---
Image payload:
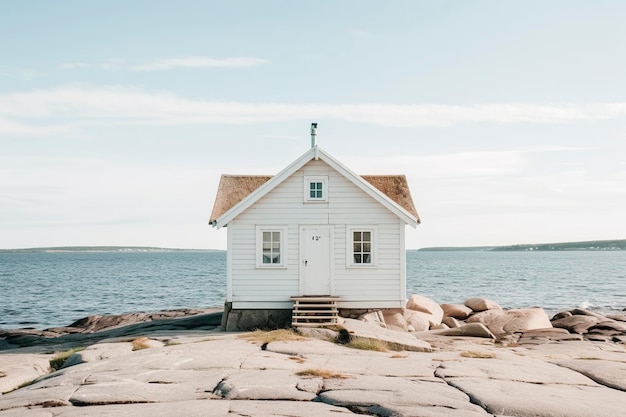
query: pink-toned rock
430 322 495 339
551 311 572 320
406 295 444 326
552 315 600 334
607 314 626 322
358 311 386 328
517 328 583 344
467 308 552 336
589 320 626 333
443 316 462 328
570 308 608 320
404 310 431 331
441 303 473 320
381 309 408 332
464 298 502 312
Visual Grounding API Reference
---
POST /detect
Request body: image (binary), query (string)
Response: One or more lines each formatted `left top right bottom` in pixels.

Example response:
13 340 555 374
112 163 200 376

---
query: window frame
256 225 288 269
303 176 328 202
346 225 378 268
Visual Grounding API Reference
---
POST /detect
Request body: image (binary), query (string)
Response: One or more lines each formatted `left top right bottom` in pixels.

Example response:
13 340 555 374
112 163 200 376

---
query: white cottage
210 126 420 329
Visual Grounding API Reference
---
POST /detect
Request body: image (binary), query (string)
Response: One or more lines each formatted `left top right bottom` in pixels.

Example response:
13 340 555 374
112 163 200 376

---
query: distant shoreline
417 239 626 252
0 246 225 253
1 239 624 253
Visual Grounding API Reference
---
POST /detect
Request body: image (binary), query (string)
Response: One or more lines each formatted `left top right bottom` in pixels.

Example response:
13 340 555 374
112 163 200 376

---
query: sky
1 1 625 250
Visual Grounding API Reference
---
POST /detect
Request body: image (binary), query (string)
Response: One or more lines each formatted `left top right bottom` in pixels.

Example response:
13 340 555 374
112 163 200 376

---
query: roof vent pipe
310 122 317 148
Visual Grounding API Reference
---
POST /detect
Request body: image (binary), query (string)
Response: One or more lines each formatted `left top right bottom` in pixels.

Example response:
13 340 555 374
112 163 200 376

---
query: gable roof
210 175 272 224
360 175 419 220
210 146 420 228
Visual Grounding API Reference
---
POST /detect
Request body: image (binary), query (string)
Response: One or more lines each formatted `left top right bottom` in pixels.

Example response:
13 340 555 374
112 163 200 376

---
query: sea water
1 250 624 329
0 251 226 329
406 250 626 317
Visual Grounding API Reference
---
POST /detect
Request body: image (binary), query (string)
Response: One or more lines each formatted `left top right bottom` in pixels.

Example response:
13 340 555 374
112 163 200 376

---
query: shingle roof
360 175 419 220
209 175 272 224
210 174 419 224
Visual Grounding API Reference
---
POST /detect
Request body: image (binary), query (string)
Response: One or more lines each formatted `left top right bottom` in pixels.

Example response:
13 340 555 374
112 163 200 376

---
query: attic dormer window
310 181 323 198
304 176 328 202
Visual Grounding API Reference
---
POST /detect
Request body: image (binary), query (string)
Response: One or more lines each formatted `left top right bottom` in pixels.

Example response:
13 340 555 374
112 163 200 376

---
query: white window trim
303 176 328 202
256 225 288 269
346 225 378 268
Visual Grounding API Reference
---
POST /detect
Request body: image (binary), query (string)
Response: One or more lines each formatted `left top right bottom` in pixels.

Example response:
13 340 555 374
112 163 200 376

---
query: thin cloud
1 85 626 134
0 117 69 135
0 68 41 80
101 58 128 71
60 62 90 69
349 150 527 179
346 146 590 182
130 57 270 72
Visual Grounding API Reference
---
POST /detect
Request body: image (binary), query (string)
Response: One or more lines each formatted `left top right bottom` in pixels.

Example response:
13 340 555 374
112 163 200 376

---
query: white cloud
0 154 221 248
357 150 525 178
101 58 128 71
0 68 41 80
1 85 626 135
0 117 69 135
60 62 90 69
130 57 270 71
345 146 587 179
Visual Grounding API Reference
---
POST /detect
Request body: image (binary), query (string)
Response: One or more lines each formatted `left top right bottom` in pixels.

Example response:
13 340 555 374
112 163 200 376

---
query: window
256 226 287 268
347 226 377 267
353 231 372 264
303 176 328 202
262 231 281 264
309 181 323 199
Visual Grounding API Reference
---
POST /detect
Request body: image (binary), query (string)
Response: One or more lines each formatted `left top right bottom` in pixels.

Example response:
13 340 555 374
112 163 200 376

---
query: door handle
304 260 308 266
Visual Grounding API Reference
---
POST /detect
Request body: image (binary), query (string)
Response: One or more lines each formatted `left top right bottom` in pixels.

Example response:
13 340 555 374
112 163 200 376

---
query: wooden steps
291 296 341 327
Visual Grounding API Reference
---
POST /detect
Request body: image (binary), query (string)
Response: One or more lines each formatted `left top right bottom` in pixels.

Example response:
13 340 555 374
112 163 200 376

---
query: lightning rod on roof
310 122 317 148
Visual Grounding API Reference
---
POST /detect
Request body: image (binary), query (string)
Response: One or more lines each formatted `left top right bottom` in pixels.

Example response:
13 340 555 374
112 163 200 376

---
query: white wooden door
300 226 332 296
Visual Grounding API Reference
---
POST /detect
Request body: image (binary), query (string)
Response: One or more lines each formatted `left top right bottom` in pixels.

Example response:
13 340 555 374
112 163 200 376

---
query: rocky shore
1 297 625 417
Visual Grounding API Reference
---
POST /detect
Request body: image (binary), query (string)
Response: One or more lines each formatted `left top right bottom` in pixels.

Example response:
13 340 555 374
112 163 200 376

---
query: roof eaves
316 147 419 227
212 147 316 228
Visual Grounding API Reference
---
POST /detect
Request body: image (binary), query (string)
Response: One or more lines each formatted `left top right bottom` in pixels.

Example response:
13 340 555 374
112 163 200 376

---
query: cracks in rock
443 378 495 415
31 400 67 408
64 372 90 403
552 361 626 392
238 349 256 370
433 362 497 417
69 399 156 407
345 405 386 416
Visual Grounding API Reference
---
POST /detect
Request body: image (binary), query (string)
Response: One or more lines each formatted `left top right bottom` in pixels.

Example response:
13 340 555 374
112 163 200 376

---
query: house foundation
220 301 388 331
221 302 292 331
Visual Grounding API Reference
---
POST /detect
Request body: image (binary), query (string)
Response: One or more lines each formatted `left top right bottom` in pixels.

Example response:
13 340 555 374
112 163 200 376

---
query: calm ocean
1 250 625 329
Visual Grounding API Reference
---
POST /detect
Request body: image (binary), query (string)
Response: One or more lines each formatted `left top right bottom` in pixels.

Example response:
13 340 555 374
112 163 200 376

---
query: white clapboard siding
228 158 407 308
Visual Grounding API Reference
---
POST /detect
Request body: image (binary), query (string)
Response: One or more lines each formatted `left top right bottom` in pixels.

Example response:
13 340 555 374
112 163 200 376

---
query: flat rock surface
448 377 626 417
320 375 491 416
1 329 626 417
435 354 598 385
214 369 317 400
554 359 626 391
0 310 223 353
0 354 51 394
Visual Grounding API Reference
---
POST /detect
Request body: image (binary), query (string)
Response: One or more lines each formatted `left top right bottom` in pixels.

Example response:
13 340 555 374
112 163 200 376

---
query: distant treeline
0 246 223 253
418 239 626 252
